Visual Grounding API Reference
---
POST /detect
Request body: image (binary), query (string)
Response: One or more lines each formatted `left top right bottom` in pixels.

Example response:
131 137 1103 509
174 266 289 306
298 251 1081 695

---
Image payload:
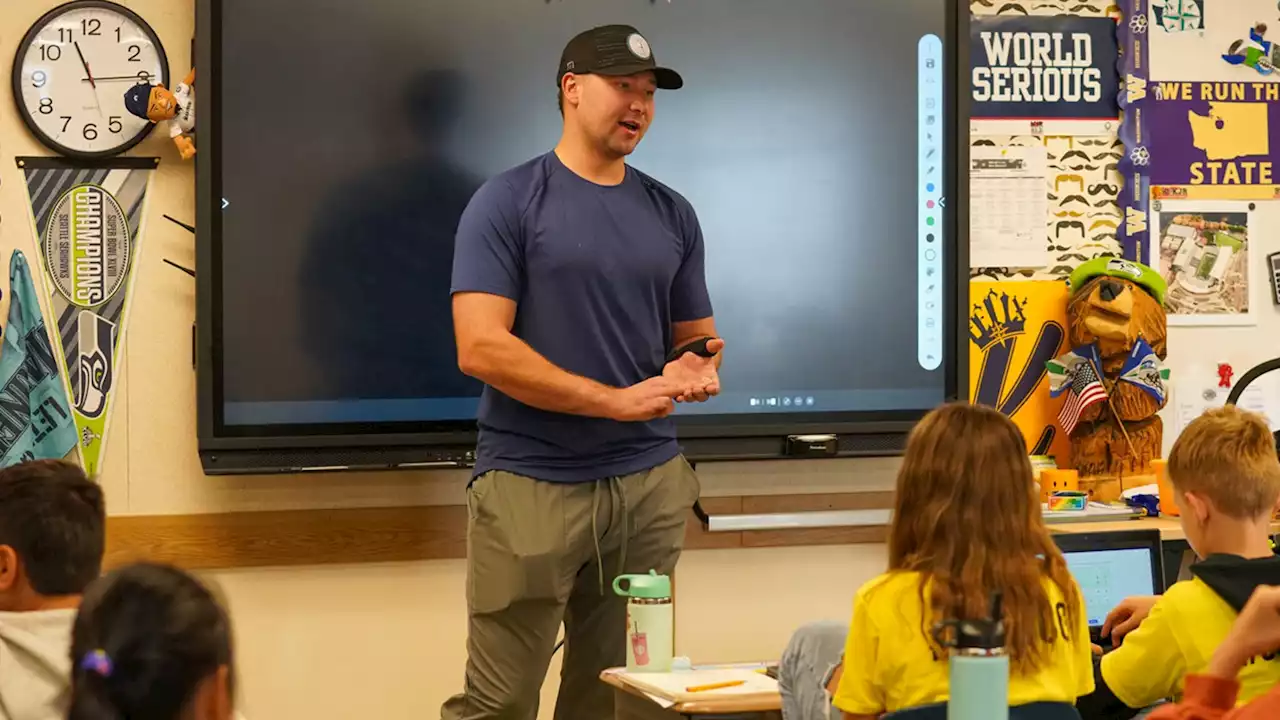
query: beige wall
0 3 893 718
4 1 1278 719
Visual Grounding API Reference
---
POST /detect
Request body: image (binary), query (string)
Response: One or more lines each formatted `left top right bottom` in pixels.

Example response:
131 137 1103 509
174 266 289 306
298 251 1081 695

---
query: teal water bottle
936 592 1009 720
613 570 673 672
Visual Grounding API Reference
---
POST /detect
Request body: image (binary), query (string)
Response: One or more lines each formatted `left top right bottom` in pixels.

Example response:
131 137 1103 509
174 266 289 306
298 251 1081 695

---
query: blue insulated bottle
937 592 1009 720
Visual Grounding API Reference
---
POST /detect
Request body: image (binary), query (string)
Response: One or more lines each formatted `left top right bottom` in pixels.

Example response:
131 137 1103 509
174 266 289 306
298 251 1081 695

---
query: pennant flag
1046 344 1098 398
1059 344 1108 435
0 250 78 467
1118 337 1170 405
17 157 156 477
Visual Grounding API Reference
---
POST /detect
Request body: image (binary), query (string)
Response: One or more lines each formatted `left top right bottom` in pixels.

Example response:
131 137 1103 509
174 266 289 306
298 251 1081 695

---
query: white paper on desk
612 668 778 703
969 145 1049 268
1171 381 1280 439
645 693 676 709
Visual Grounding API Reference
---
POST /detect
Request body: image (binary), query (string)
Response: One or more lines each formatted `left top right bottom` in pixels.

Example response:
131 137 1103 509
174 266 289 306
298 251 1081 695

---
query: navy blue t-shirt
450 152 713 483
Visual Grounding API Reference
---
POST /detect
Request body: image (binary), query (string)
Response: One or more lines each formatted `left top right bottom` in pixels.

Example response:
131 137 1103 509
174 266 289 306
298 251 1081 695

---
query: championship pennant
15 157 157 476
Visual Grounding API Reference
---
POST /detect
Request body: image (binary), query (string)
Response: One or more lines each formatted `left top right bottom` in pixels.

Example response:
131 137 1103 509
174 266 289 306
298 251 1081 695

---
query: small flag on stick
1058 344 1108 435
1047 346 1095 398
1117 337 1169 405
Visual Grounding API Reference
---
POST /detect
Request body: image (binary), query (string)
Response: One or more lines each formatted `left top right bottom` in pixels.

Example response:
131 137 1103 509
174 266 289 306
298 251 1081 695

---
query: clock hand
73 41 96 89
81 74 154 82
73 41 106 118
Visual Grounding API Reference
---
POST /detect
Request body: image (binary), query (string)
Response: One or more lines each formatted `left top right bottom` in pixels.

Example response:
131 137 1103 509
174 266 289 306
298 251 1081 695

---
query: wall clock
12 0 170 159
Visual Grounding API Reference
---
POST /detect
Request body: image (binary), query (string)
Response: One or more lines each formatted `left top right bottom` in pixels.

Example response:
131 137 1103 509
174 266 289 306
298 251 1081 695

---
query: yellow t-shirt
832 571 1094 715
1101 577 1280 708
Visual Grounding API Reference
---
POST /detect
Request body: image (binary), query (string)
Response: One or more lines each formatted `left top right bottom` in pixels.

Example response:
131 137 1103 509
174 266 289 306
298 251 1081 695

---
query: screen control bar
917 33 943 372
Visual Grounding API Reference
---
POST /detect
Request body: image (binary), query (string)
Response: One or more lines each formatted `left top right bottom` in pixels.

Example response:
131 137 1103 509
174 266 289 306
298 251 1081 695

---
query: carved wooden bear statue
1064 257 1170 479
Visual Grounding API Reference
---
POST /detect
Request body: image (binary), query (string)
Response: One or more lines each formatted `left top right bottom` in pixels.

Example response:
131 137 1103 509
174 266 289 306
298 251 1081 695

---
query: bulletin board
969 0 1124 284
1119 0 1278 327
968 0 1126 455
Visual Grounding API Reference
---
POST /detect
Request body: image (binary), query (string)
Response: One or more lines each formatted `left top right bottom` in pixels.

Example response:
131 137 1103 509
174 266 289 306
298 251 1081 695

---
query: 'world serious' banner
971 15 1121 135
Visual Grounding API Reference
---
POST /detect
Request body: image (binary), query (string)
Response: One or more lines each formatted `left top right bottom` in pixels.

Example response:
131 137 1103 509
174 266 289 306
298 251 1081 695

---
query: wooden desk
1048 515 1190 540
1047 515 1280 541
602 671 782 720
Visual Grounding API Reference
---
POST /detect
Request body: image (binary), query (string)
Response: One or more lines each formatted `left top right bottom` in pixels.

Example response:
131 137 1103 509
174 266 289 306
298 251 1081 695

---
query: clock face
13 1 170 158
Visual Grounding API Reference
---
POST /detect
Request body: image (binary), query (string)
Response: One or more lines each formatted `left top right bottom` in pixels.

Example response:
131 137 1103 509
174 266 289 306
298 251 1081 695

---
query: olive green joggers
440 454 700 720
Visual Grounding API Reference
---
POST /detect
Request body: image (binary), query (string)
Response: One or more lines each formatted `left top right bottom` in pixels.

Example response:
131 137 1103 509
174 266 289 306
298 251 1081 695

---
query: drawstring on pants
591 477 630 595
616 477 629 592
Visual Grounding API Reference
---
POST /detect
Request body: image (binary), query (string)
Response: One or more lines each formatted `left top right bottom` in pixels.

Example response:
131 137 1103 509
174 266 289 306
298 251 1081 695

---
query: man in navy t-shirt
442 24 723 720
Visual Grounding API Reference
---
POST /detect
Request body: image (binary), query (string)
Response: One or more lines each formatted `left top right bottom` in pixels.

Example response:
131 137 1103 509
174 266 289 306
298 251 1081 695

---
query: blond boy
1077 406 1280 719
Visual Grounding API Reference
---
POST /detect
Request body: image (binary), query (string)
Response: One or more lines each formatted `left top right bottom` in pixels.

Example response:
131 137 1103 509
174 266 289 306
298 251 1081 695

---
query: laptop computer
1052 529 1166 646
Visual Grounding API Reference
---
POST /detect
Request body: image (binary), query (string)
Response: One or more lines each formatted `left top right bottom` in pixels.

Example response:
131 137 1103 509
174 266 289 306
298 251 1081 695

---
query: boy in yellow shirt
1077 406 1280 719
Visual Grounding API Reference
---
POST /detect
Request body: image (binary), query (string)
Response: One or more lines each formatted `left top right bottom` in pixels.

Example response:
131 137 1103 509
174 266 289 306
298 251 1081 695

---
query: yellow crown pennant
969 289 1028 351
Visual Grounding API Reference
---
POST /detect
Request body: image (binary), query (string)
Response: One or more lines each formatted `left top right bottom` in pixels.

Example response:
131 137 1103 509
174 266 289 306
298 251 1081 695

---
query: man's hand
607 377 682 422
1207 585 1280 679
663 338 724 403
1101 596 1159 645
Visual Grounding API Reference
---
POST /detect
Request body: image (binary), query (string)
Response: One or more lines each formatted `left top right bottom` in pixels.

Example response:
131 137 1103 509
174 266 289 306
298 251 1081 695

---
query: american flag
1059 358 1108 435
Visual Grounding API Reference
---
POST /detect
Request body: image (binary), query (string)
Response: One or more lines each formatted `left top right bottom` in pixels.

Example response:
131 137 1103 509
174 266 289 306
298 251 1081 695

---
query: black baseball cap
558 24 683 91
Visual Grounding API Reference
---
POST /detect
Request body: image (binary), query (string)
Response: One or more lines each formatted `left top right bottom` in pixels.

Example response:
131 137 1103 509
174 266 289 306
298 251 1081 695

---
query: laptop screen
1061 547 1158 627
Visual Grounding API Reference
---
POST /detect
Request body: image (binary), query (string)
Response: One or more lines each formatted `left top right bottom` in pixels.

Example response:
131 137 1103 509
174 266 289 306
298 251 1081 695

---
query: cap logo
566 60 575 70
1106 258 1142 279
627 33 651 60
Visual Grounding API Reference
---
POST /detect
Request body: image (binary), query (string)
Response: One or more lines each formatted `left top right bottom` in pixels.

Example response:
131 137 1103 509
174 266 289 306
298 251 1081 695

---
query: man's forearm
460 331 615 417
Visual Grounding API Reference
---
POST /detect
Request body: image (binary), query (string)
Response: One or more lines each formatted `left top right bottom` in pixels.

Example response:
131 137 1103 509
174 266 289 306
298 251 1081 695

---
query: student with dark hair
68 562 239 720
0 459 104 720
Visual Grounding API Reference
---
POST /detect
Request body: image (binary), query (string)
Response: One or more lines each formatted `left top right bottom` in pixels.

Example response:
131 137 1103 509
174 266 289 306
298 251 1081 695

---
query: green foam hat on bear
1068 257 1166 306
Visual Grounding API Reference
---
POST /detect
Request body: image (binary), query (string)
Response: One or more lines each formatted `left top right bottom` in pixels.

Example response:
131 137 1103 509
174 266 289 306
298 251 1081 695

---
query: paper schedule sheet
970 145 1049 269
1171 379 1280 439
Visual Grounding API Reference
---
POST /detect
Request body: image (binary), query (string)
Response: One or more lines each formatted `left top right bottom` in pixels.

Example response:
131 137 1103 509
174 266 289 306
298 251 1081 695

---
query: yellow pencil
686 679 745 693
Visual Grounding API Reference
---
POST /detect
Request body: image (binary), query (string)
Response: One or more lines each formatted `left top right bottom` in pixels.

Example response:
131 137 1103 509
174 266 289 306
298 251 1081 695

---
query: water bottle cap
954 591 1006 650
612 570 671 599
955 617 1006 650
934 591 1007 652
